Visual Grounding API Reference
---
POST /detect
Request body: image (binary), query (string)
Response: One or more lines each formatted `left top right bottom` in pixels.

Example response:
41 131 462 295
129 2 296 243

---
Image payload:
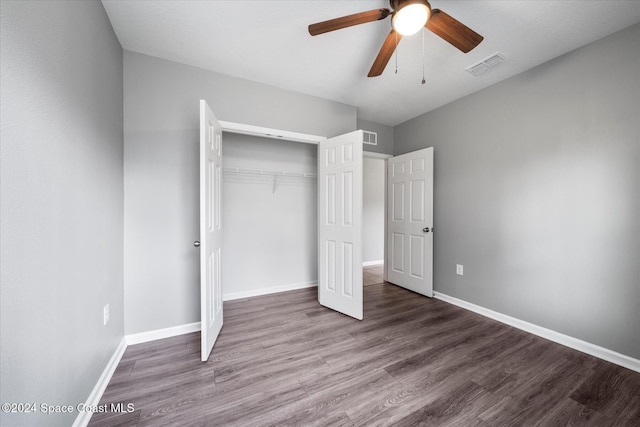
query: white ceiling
102 0 640 126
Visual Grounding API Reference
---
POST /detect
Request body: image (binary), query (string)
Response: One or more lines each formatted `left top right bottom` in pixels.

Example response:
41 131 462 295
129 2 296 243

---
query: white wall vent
363 130 377 146
466 52 507 77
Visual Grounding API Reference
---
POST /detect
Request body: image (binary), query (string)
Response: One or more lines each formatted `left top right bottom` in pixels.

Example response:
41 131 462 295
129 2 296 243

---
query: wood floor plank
569 361 640 420
262 369 399 427
89 267 640 426
478 356 591 425
533 397 614 427
614 394 640 426
390 380 487 426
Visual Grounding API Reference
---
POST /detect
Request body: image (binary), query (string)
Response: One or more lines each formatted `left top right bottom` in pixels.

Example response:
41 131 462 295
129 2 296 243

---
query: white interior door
387 148 434 297
318 131 364 320
200 99 223 361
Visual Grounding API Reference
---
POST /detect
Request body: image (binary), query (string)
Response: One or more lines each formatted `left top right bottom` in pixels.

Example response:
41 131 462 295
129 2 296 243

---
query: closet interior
221 132 385 300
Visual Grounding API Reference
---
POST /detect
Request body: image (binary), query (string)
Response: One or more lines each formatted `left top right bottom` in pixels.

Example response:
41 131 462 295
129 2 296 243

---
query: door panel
200 100 223 361
391 233 404 273
318 131 363 320
387 148 434 297
410 235 425 278
411 180 425 222
392 182 405 221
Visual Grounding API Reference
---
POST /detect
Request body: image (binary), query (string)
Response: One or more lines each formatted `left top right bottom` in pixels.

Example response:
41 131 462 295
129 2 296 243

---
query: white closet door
318 131 364 320
387 147 434 297
200 100 223 361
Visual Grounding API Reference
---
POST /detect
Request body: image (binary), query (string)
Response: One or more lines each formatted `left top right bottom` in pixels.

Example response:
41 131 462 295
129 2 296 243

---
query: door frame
219 121 325 145
363 152 392 283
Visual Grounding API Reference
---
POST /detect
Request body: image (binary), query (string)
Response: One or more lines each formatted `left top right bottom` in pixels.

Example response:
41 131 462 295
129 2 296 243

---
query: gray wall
358 118 394 155
0 1 124 426
394 23 640 359
124 51 356 334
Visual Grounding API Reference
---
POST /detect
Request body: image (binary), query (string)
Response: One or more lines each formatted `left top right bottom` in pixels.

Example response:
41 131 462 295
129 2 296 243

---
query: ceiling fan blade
309 9 391 36
425 9 483 53
368 29 402 77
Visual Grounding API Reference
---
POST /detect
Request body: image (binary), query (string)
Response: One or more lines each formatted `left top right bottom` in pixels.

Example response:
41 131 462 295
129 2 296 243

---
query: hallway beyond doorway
364 263 384 286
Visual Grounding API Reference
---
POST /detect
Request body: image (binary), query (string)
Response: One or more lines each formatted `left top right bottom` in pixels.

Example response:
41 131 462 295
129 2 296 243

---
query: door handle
193 241 201 247
423 227 433 233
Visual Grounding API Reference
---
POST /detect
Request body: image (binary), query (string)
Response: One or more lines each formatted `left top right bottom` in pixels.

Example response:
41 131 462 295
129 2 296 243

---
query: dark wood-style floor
90 267 640 426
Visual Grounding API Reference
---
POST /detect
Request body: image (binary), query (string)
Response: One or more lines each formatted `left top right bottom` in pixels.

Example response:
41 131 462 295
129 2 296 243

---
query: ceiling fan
308 0 484 77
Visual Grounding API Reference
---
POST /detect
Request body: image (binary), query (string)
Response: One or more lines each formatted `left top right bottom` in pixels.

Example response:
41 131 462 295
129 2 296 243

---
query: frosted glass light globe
392 3 430 36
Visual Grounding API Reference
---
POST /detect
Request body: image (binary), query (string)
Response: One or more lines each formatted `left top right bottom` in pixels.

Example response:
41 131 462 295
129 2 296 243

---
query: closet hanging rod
222 167 317 179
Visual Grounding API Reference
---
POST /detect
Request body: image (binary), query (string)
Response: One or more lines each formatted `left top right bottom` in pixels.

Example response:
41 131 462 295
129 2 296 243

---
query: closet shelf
222 167 317 179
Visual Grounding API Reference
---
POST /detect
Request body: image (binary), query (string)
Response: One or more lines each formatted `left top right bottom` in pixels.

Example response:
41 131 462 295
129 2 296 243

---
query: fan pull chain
421 28 426 84
395 30 399 74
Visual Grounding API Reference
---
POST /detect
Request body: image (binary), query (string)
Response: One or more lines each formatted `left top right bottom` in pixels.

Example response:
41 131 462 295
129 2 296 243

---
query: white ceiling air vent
466 52 507 77
466 62 490 76
363 130 377 146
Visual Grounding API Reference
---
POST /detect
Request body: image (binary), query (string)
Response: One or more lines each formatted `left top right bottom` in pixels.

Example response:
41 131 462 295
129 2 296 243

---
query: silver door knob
423 227 430 233
193 241 201 247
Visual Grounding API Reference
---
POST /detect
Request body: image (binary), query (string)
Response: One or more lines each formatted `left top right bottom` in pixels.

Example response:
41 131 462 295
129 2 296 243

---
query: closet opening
222 133 319 301
220 132 389 304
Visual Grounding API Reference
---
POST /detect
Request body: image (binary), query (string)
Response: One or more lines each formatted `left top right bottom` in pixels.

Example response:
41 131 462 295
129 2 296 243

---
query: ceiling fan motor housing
391 0 431 13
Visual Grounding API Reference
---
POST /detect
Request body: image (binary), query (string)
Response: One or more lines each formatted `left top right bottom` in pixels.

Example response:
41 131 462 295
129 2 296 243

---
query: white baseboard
223 281 317 301
72 337 127 427
125 322 201 345
363 260 384 267
433 291 640 373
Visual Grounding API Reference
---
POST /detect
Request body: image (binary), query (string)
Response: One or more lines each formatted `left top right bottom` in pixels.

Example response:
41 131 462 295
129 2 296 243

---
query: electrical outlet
456 264 464 276
103 304 110 326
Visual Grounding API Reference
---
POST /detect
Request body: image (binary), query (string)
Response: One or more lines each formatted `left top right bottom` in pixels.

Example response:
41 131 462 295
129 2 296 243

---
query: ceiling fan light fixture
392 2 430 36
308 0 483 77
